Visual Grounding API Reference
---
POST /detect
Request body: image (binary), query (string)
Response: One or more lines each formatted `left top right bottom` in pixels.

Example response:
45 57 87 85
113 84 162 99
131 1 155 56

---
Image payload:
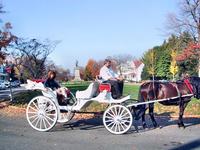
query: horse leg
142 113 147 129
141 105 147 129
178 100 188 128
149 103 158 128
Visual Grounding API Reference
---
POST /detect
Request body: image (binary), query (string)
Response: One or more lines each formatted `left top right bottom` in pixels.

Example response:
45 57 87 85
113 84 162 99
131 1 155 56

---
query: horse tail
137 82 147 102
133 82 147 120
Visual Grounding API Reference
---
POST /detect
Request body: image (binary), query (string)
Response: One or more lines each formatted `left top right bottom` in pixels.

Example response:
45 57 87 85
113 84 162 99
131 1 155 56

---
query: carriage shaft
126 94 193 108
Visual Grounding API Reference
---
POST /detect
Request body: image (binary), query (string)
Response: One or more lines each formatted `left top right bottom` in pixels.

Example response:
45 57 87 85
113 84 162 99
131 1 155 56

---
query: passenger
44 70 68 104
99 59 124 99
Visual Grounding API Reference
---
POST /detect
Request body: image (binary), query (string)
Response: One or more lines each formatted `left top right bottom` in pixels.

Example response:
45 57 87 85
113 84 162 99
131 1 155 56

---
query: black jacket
44 79 60 90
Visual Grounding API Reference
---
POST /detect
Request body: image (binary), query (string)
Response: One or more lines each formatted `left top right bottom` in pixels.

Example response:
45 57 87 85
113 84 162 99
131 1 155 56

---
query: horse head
188 76 200 99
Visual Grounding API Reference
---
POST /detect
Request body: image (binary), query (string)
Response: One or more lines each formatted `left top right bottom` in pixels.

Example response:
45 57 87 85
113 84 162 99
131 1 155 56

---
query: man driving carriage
99 59 124 99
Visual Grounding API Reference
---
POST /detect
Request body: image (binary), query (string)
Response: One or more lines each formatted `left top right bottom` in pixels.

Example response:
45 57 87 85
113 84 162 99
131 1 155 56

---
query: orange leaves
176 42 200 61
85 59 101 80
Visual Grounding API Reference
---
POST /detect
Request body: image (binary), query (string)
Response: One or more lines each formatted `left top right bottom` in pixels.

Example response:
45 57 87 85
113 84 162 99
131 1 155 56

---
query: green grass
123 84 140 99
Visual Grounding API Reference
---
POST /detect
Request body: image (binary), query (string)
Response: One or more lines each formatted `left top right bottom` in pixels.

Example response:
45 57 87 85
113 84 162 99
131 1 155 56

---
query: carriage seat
99 83 111 92
76 81 99 99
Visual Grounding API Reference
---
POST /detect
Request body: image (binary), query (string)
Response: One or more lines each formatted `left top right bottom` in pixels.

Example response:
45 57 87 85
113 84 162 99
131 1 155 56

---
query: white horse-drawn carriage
25 80 134 134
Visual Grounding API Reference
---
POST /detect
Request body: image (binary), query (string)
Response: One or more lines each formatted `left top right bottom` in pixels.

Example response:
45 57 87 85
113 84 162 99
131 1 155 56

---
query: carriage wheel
26 96 58 132
66 91 77 106
57 110 75 123
103 105 133 135
57 91 76 123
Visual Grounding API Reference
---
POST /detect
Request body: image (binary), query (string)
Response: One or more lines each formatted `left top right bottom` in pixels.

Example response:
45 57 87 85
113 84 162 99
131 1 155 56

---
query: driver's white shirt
99 65 119 81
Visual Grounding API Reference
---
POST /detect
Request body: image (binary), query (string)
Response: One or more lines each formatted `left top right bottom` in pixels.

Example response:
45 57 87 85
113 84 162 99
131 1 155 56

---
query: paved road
0 114 200 150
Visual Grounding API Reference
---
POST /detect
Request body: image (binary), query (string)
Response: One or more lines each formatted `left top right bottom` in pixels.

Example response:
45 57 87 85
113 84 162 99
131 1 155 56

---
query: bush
12 90 42 105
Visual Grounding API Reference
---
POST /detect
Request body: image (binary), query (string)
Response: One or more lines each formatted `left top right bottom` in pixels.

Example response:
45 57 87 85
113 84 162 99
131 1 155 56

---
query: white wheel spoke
43 116 51 126
107 121 114 127
121 122 128 128
110 122 116 130
46 108 55 113
42 118 47 129
39 118 43 129
117 106 121 116
119 108 125 116
117 124 121 132
45 114 55 122
28 106 38 112
105 119 113 123
107 111 115 118
110 108 116 116
121 112 129 118
44 104 52 111
114 123 118 132
119 122 125 131
114 106 118 116
27 111 37 114
121 116 131 120
28 114 38 119
121 120 131 124
105 115 114 119
31 116 39 124
32 100 39 110
35 117 40 128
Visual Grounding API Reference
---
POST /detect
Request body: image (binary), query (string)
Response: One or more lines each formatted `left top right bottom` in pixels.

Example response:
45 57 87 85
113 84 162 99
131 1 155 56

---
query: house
119 60 144 82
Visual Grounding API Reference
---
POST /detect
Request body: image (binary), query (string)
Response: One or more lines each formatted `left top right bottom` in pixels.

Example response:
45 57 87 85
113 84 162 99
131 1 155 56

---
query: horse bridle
184 79 194 94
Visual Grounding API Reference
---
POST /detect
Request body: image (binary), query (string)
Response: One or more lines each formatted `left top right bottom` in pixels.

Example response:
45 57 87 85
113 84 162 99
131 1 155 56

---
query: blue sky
1 0 178 71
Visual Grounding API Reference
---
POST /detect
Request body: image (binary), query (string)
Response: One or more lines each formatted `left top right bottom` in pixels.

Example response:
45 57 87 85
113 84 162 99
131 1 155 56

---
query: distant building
119 60 144 82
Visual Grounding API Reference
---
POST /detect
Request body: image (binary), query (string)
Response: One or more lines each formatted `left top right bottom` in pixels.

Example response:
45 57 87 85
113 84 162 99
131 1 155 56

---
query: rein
184 79 193 94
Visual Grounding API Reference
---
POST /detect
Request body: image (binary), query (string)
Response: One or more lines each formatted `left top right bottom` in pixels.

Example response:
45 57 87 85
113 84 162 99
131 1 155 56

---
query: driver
99 59 124 99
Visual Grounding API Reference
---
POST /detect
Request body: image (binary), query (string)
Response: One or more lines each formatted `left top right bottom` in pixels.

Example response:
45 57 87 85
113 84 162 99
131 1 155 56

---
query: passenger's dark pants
104 80 124 99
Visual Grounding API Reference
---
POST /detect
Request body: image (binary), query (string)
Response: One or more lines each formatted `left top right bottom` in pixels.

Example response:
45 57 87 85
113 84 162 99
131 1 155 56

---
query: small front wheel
26 96 58 132
103 105 133 134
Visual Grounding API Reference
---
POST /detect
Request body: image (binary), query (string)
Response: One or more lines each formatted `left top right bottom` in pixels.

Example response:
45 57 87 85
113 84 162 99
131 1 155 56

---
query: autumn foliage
84 59 102 80
176 42 200 61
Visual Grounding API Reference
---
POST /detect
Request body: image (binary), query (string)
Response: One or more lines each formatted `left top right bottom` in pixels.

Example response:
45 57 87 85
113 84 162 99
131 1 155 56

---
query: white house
119 60 144 82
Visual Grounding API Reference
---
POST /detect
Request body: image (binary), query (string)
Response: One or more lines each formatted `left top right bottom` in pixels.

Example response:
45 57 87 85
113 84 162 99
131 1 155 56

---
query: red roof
133 60 142 68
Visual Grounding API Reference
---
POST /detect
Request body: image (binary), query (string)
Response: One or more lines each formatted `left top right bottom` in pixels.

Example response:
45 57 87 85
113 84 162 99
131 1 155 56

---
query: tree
166 0 200 76
45 60 71 81
170 50 179 80
142 49 156 80
10 38 58 79
84 59 101 80
176 42 200 76
0 23 17 63
141 33 192 80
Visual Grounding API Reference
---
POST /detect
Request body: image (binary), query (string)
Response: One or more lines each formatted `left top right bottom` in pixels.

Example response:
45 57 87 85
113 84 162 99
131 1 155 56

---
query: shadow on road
169 139 200 150
52 112 200 134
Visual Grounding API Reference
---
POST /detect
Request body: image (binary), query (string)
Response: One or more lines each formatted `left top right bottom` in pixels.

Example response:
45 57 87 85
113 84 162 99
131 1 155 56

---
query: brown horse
133 77 200 129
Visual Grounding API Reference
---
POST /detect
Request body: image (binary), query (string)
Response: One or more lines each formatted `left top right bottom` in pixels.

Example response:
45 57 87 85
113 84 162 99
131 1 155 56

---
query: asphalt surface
0 113 200 150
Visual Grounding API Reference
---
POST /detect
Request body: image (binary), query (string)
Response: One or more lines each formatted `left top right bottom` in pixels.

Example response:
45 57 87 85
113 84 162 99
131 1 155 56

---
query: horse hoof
178 123 185 128
153 124 158 129
142 124 147 129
